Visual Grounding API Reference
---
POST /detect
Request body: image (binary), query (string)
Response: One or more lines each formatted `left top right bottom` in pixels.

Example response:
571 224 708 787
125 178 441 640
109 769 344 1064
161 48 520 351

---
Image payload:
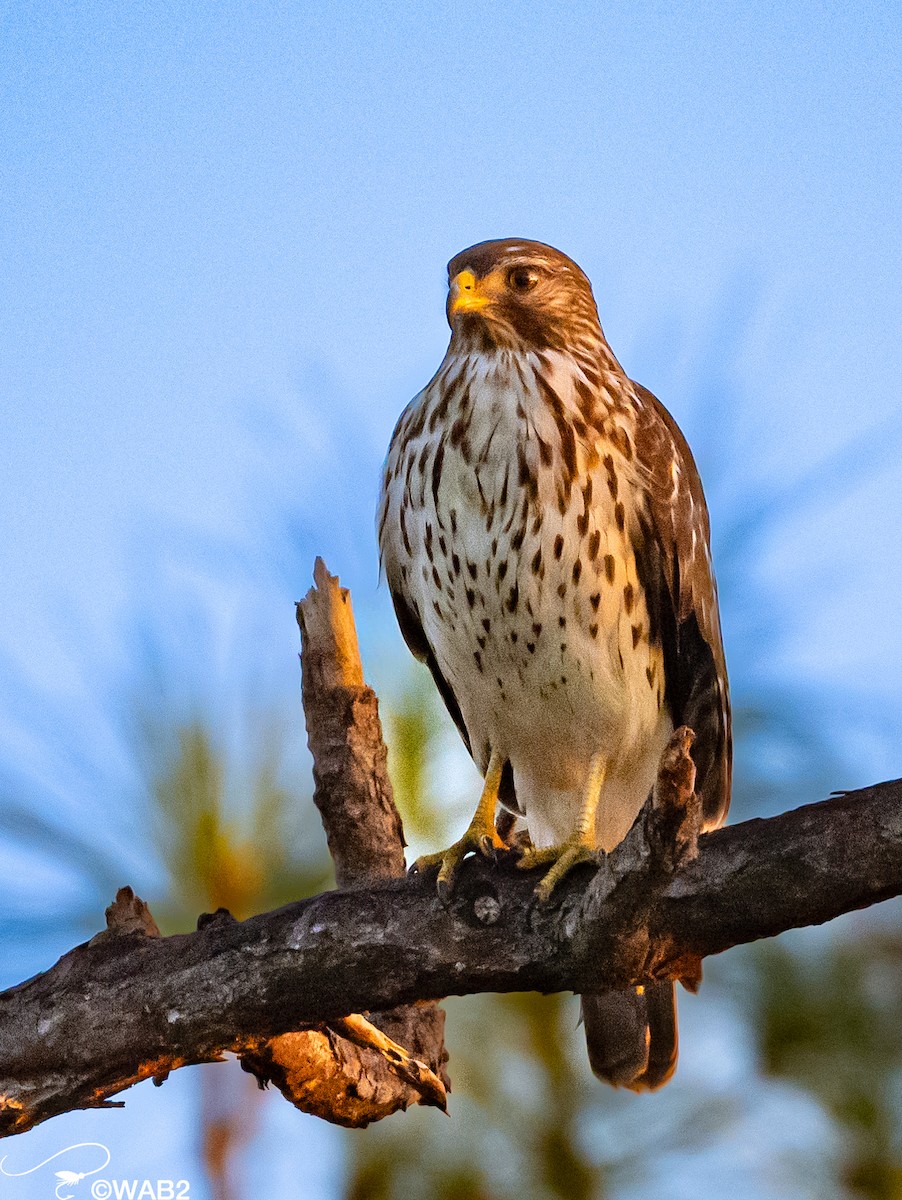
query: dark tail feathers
581 981 677 1091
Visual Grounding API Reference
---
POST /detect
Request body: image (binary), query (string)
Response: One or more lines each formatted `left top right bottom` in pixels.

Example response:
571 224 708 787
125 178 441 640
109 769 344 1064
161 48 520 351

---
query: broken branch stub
240 558 449 1125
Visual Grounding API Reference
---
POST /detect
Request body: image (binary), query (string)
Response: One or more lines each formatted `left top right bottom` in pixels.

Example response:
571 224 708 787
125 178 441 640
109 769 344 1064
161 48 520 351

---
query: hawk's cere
377 239 731 1090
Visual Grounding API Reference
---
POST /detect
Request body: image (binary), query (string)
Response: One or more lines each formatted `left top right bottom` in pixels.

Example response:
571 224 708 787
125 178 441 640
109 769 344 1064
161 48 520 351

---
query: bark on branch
0 560 900 1137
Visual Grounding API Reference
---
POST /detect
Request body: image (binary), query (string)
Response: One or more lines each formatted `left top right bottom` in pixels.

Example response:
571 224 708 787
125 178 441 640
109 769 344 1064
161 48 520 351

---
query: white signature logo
0 1146 189 1200
0 1143 110 1200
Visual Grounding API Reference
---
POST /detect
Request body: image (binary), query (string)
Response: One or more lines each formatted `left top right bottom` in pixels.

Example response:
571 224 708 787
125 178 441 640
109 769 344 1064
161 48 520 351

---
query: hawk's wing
630 383 732 829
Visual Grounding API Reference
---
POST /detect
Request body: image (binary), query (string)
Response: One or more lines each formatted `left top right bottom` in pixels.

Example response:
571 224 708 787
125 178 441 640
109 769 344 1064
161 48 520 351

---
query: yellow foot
412 751 507 902
413 824 506 902
517 838 599 902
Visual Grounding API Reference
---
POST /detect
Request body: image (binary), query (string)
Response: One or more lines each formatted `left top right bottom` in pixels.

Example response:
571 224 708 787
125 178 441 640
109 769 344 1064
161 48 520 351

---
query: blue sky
1 0 901 1194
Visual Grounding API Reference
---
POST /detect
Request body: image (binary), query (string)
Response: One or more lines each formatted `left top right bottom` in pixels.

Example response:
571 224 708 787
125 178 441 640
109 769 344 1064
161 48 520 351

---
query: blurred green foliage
145 717 330 926
344 992 602 1200
751 933 902 1199
383 671 447 846
134 709 331 1199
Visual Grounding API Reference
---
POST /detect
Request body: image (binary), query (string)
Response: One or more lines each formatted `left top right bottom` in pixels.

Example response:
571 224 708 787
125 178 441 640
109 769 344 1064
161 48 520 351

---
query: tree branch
1 775 900 1136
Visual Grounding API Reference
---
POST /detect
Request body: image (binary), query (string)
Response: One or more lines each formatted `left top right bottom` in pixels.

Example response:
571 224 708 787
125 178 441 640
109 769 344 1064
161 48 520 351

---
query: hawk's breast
379 349 673 847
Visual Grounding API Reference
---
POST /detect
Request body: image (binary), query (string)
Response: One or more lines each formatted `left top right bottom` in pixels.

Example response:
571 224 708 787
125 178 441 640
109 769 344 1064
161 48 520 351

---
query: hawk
377 239 731 1090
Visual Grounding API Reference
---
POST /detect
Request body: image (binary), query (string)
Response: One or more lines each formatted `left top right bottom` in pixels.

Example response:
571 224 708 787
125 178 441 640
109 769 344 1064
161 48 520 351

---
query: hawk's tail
580 981 677 1091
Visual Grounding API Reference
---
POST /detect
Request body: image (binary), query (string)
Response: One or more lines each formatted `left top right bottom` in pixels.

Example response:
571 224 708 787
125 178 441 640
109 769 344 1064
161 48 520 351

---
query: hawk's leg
413 751 507 901
517 754 607 902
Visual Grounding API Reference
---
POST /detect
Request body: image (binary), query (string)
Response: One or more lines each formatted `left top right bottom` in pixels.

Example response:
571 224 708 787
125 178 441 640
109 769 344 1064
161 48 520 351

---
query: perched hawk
378 240 731 1090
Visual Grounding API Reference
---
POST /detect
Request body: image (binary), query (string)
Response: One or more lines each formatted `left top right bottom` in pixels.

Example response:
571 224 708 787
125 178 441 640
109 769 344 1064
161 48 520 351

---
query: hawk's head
446 239 603 354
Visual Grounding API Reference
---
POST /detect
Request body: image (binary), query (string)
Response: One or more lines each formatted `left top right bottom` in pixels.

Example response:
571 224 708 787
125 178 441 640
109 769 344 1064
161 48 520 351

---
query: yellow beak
449 270 489 315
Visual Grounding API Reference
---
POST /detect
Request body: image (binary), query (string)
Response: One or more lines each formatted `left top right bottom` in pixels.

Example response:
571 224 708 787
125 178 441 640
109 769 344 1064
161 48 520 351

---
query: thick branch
1 776 900 1135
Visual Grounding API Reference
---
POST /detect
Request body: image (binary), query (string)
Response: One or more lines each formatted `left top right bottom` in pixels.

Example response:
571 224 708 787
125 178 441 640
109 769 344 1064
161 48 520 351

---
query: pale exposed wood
298 557 366 692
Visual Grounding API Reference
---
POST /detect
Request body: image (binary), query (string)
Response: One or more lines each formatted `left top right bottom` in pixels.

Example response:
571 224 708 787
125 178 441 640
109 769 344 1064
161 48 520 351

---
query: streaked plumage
378 239 731 1089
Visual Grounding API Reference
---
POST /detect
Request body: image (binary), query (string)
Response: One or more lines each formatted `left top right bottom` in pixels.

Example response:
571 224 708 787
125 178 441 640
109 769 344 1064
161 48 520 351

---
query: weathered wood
298 558 406 885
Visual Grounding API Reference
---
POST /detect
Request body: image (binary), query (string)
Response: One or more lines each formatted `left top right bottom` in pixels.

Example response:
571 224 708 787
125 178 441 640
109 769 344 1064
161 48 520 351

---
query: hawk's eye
508 266 539 293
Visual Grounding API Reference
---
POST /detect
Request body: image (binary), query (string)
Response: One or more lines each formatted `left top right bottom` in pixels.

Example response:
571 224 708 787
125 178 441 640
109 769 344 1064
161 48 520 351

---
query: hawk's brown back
630 382 731 827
